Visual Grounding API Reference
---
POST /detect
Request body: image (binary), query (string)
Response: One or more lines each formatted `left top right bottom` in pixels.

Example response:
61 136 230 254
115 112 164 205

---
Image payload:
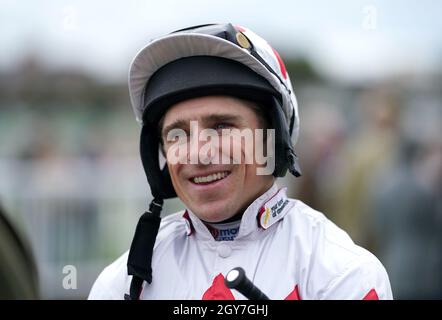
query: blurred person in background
329 88 401 250
88 23 392 300
295 103 346 213
0 204 39 299
371 132 442 299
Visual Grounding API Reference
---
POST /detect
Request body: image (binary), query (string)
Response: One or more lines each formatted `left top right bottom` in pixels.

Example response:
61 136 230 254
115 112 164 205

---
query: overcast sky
1 0 441 82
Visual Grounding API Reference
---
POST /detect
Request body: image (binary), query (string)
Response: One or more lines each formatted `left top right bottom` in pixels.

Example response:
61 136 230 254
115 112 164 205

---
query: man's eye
213 123 231 131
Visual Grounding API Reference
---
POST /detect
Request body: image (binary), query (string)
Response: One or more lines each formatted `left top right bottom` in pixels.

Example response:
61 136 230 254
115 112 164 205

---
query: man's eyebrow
203 114 242 124
162 119 188 137
161 114 243 137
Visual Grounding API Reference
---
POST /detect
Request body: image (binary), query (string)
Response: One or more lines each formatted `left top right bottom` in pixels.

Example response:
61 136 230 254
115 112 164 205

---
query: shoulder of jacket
320 248 392 299
288 199 359 253
88 250 129 299
285 200 391 298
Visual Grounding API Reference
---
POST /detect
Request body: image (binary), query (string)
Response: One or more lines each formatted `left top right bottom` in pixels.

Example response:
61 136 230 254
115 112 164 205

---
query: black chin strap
125 197 163 300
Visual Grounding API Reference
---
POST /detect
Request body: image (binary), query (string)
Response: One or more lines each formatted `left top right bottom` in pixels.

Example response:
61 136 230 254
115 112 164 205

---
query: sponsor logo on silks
215 227 240 241
205 223 240 241
257 187 293 229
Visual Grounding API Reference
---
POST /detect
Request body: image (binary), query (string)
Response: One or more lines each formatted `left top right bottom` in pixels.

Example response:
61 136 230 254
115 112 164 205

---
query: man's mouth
190 171 231 185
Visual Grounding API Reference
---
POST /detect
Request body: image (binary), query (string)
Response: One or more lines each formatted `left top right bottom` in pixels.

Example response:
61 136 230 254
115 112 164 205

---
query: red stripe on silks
182 210 194 236
271 47 288 79
285 285 301 300
234 25 246 32
202 274 235 300
363 289 379 300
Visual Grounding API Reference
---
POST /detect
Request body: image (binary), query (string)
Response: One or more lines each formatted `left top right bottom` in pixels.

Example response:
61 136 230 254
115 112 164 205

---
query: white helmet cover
129 23 300 146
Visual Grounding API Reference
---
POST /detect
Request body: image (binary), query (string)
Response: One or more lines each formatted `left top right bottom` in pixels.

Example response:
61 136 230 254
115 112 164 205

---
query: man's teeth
192 172 229 184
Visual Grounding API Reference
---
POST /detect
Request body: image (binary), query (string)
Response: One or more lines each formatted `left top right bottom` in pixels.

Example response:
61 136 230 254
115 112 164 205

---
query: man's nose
188 124 219 165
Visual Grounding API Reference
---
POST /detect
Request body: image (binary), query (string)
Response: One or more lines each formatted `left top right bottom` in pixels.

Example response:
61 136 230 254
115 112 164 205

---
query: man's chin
189 200 237 223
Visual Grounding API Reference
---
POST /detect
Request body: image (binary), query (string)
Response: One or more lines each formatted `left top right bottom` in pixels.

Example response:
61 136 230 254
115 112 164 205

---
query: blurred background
0 0 441 299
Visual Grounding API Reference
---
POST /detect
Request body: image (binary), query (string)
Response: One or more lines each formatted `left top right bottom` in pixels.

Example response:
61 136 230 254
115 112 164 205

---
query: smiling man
161 95 274 223
88 23 392 300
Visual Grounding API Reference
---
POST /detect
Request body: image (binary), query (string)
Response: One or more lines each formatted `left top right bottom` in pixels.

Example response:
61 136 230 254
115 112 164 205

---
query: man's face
161 95 274 222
